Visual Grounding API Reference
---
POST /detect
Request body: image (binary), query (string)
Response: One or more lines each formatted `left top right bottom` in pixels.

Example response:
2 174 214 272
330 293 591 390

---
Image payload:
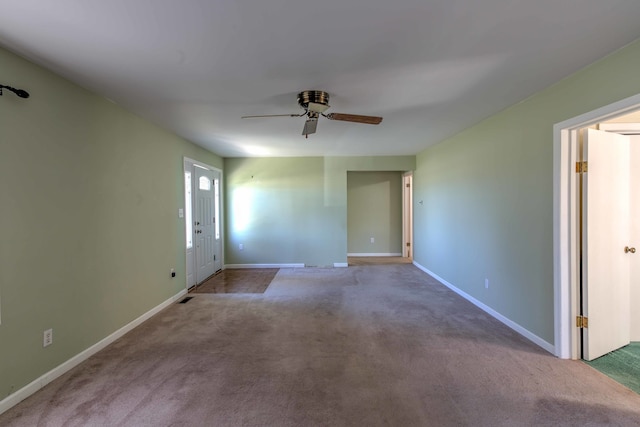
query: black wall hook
0 84 30 98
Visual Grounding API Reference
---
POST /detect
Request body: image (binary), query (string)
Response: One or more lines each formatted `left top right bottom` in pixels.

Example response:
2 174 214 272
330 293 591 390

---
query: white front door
195 167 218 283
582 128 631 360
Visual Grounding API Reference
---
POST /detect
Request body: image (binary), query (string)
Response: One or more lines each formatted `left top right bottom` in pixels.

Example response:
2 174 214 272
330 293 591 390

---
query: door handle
625 246 636 254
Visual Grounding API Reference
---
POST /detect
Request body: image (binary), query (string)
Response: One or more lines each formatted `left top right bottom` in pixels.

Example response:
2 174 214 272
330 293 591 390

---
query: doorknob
625 246 636 253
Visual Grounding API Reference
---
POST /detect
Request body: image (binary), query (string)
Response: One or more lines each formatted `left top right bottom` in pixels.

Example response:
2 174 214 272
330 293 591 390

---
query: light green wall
225 156 414 266
0 47 222 398
347 172 403 254
413 38 640 344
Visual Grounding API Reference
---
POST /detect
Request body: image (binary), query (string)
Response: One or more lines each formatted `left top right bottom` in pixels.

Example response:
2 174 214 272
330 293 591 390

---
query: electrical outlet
370 237 375 243
239 243 244 251
43 329 53 347
170 268 176 278
485 278 489 289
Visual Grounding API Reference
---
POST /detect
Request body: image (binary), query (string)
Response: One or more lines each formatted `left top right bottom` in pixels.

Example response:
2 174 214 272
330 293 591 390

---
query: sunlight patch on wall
232 187 254 233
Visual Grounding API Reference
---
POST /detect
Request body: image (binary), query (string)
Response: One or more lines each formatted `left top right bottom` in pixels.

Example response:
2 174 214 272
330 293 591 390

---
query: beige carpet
2 264 640 426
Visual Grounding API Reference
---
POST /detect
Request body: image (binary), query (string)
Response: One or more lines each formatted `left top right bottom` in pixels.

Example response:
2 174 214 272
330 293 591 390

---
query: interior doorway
346 171 404 257
554 93 640 360
184 158 222 289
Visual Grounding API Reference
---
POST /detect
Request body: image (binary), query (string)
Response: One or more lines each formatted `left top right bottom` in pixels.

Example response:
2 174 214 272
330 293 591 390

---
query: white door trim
402 172 413 259
553 93 640 359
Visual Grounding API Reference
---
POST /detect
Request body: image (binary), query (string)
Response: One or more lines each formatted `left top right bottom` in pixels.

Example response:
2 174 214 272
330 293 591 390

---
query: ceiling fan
241 90 383 138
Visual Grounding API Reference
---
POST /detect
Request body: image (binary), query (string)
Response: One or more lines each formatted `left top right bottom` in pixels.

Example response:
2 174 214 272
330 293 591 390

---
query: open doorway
578 120 640 394
345 170 413 265
346 171 408 262
184 158 223 289
346 171 403 257
554 93 640 360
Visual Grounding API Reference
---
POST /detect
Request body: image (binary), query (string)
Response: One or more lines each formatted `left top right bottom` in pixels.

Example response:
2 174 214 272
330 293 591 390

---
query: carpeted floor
586 342 640 395
2 264 640 426
191 268 279 293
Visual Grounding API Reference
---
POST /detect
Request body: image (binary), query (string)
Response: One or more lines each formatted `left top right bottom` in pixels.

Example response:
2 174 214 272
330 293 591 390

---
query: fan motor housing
298 90 330 113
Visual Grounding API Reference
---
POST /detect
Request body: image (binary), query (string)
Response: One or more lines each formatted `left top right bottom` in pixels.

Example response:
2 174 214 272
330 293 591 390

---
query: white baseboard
225 263 349 269
413 261 555 355
0 289 187 416
224 263 305 269
347 253 403 257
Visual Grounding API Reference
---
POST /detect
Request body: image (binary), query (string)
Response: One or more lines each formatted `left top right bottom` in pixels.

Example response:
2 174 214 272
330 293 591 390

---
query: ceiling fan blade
241 113 303 119
325 113 383 125
302 119 318 136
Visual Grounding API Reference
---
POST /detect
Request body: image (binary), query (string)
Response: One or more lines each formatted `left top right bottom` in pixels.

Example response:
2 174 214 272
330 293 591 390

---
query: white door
195 167 217 283
582 128 631 361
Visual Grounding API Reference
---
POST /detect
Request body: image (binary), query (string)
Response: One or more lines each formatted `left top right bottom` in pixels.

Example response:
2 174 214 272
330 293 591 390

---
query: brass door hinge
576 315 589 328
575 161 588 173
406 242 411 247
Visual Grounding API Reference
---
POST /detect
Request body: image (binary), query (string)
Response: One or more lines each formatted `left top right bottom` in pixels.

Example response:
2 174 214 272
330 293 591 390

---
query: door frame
553 93 640 359
183 157 223 290
402 172 413 259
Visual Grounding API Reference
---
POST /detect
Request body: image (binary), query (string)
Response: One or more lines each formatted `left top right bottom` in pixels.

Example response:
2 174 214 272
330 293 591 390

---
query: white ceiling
1 1 640 157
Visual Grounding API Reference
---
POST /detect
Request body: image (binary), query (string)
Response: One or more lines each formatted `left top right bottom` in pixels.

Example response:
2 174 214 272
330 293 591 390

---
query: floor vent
178 297 193 304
